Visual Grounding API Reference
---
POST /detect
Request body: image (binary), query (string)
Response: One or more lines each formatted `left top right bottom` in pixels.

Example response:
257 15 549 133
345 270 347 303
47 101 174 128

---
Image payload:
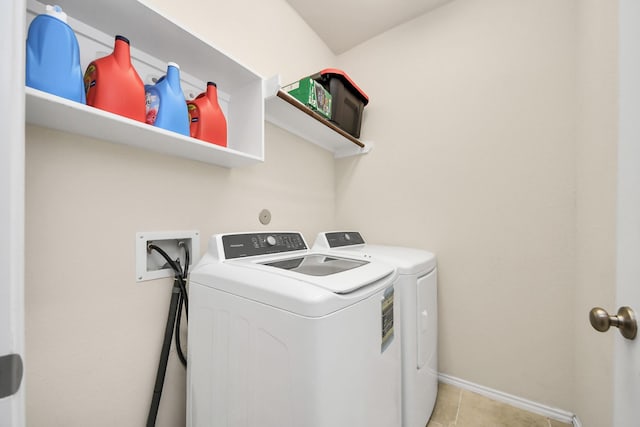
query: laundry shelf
25 87 262 168
264 76 372 158
25 0 265 168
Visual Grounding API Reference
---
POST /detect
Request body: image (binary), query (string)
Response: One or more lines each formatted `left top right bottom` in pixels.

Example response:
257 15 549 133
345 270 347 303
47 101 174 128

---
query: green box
283 77 332 119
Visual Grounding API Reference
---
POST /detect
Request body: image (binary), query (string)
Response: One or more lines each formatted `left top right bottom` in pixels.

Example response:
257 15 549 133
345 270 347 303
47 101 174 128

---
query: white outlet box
136 230 200 282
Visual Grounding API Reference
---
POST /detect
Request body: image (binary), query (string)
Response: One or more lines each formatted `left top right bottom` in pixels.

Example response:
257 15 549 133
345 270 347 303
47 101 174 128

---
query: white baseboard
438 373 579 426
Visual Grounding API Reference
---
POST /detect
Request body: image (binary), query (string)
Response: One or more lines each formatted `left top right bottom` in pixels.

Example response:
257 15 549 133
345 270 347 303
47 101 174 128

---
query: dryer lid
313 232 436 275
362 245 436 275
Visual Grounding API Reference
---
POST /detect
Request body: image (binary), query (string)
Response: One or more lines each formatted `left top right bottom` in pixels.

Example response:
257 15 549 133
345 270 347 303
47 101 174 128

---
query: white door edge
615 1 640 426
0 0 26 425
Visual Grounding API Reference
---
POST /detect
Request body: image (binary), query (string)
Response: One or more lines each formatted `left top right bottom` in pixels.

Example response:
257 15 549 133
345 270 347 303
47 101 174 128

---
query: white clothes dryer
313 231 438 427
187 232 401 427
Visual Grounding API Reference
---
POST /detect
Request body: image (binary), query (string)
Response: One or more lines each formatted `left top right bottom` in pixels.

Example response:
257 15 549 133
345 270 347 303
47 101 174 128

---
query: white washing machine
187 232 402 427
313 231 438 427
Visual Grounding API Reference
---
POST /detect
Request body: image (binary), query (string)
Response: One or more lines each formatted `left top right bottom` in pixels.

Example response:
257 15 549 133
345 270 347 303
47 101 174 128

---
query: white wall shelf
264 76 373 158
26 87 262 168
25 0 265 168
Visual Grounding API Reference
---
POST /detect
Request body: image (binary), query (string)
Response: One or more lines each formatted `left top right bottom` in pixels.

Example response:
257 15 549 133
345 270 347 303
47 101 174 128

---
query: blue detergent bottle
144 62 190 136
26 5 85 103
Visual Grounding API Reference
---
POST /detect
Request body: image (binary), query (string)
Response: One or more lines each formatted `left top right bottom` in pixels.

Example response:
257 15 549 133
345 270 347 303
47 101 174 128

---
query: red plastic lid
317 68 369 105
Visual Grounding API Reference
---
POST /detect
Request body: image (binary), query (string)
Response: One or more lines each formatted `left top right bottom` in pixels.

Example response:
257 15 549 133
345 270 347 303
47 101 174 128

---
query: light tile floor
427 382 572 427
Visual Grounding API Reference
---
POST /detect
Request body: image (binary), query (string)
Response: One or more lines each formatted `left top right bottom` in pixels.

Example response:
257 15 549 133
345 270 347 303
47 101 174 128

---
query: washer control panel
222 232 307 259
325 231 365 248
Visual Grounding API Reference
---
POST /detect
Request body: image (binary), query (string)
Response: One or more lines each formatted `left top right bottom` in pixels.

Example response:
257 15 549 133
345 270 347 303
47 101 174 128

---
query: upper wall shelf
26 87 262 168
24 0 264 168
264 76 373 158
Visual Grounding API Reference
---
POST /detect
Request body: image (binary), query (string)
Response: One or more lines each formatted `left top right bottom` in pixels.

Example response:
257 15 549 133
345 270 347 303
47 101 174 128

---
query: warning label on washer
381 287 395 352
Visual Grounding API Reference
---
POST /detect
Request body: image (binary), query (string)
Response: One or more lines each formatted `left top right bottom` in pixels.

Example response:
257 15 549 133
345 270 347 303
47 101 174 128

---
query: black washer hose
174 241 190 366
146 281 181 427
145 243 191 426
148 244 189 317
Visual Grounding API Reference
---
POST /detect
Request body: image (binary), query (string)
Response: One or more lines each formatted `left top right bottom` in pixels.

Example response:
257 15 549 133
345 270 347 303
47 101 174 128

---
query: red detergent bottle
187 82 227 147
84 35 146 122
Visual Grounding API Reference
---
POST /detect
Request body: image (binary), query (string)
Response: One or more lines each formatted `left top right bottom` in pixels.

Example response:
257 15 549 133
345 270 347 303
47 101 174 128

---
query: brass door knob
589 306 637 340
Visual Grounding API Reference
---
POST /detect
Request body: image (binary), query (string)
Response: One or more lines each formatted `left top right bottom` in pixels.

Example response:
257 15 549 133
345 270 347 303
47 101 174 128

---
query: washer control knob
266 235 277 246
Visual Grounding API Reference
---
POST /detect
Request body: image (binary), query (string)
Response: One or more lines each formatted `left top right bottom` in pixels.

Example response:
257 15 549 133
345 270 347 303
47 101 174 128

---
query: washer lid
211 232 394 294
261 254 367 276
250 253 393 294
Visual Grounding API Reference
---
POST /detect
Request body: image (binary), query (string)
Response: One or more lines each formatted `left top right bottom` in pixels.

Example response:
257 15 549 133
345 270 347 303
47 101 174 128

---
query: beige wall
335 0 584 412
141 0 334 85
24 0 336 426
24 0 619 425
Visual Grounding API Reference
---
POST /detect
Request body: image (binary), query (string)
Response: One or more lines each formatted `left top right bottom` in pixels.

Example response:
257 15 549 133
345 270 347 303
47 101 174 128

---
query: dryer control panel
222 232 307 259
325 231 365 248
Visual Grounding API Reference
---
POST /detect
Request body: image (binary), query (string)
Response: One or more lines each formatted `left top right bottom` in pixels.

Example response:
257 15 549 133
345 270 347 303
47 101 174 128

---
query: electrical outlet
136 230 200 282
